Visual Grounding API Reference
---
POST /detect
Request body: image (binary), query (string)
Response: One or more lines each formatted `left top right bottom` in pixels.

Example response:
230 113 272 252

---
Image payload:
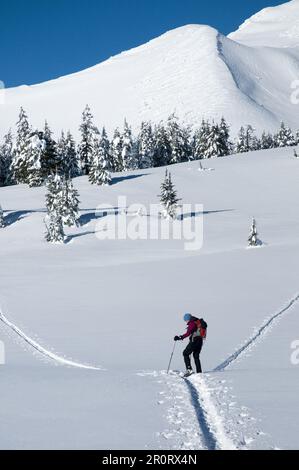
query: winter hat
184 313 192 322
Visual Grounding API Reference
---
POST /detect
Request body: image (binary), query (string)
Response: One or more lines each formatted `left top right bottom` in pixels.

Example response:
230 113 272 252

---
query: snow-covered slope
1 145 299 449
229 0 299 47
1 1 299 139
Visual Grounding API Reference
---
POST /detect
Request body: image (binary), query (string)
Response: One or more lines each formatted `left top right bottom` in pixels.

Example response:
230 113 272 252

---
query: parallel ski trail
185 375 236 450
214 292 299 372
0 310 103 371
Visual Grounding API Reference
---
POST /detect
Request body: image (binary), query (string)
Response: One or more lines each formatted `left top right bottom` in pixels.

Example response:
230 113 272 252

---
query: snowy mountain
1 1 299 139
1 146 299 449
229 0 299 47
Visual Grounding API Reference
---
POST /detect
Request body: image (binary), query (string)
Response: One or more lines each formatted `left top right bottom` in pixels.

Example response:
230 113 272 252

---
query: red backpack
195 318 208 339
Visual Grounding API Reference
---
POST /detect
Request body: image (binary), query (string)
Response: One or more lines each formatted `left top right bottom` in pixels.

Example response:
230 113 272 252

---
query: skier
174 313 207 377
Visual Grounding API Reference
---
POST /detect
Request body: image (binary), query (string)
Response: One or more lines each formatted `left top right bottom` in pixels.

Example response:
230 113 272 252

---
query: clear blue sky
0 0 285 88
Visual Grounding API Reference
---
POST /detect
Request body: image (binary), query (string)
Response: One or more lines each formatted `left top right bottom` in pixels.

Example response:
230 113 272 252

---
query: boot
183 369 194 378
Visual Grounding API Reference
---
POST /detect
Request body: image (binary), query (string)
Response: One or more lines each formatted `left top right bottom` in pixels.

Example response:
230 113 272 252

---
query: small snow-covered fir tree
11 107 31 184
167 114 188 164
41 122 60 178
0 130 14 186
153 123 171 167
260 131 274 150
111 128 123 172
203 122 226 158
275 122 295 148
65 131 80 177
294 149 299 158
57 131 80 178
45 173 64 215
0 204 5 228
192 120 210 160
46 173 80 228
235 126 247 153
219 117 232 156
45 174 65 243
89 128 112 186
122 120 137 171
235 125 256 154
138 121 154 169
248 218 260 247
61 178 80 227
159 169 181 219
181 125 192 161
57 132 67 175
78 105 98 175
27 131 46 187
45 213 65 244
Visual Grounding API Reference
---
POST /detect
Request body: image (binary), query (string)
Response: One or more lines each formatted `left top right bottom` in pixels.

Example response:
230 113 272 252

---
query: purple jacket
182 320 198 340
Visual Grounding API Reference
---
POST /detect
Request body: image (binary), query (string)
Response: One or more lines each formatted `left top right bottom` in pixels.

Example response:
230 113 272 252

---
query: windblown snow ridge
214 292 299 372
0 310 103 371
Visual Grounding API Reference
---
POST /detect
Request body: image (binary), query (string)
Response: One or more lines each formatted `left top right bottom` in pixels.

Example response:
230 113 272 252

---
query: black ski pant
183 337 203 373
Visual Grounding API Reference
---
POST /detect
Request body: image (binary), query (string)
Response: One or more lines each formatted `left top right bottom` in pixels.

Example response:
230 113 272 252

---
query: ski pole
167 341 176 374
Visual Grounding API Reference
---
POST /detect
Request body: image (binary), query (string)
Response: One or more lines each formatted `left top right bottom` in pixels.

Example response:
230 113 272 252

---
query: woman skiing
174 313 207 377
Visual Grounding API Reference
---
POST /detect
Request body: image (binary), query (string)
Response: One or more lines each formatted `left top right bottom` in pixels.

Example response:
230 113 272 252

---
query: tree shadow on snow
178 209 234 221
78 207 121 226
111 173 148 185
65 230 95 244
3 209 45 227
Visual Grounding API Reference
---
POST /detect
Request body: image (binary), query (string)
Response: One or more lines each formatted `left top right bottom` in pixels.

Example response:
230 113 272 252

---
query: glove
174 336 183 341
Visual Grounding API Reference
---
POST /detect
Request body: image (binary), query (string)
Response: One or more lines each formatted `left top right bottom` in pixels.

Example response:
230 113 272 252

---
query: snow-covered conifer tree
45 173 80 228
122 120 137 171
248 218 260 247
111 128 123 172
167 114 187 164
181 125 192 161
45 174 65 243
78 105 98 175
45 173 64 215
11 107 31 184
159 169 180 219
89 128 112 186
235 126 247 153
275 122 295 148
260 131 274 150
235 125 256 153
45 213 65 244
65 131 80 177
28 131 47 187
41 122 60 178
61 178 80 227
153 123 171 167
203 122 225 158
192 120 210 160
0 130 14 186
219 117 232 156
57 131 80 178
0 204 5 228
138 121 154 169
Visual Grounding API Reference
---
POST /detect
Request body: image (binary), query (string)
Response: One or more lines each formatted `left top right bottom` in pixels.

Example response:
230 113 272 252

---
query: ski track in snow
148 371 236 450
0 310 103 371
184 374 236 450
214 292 299 372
